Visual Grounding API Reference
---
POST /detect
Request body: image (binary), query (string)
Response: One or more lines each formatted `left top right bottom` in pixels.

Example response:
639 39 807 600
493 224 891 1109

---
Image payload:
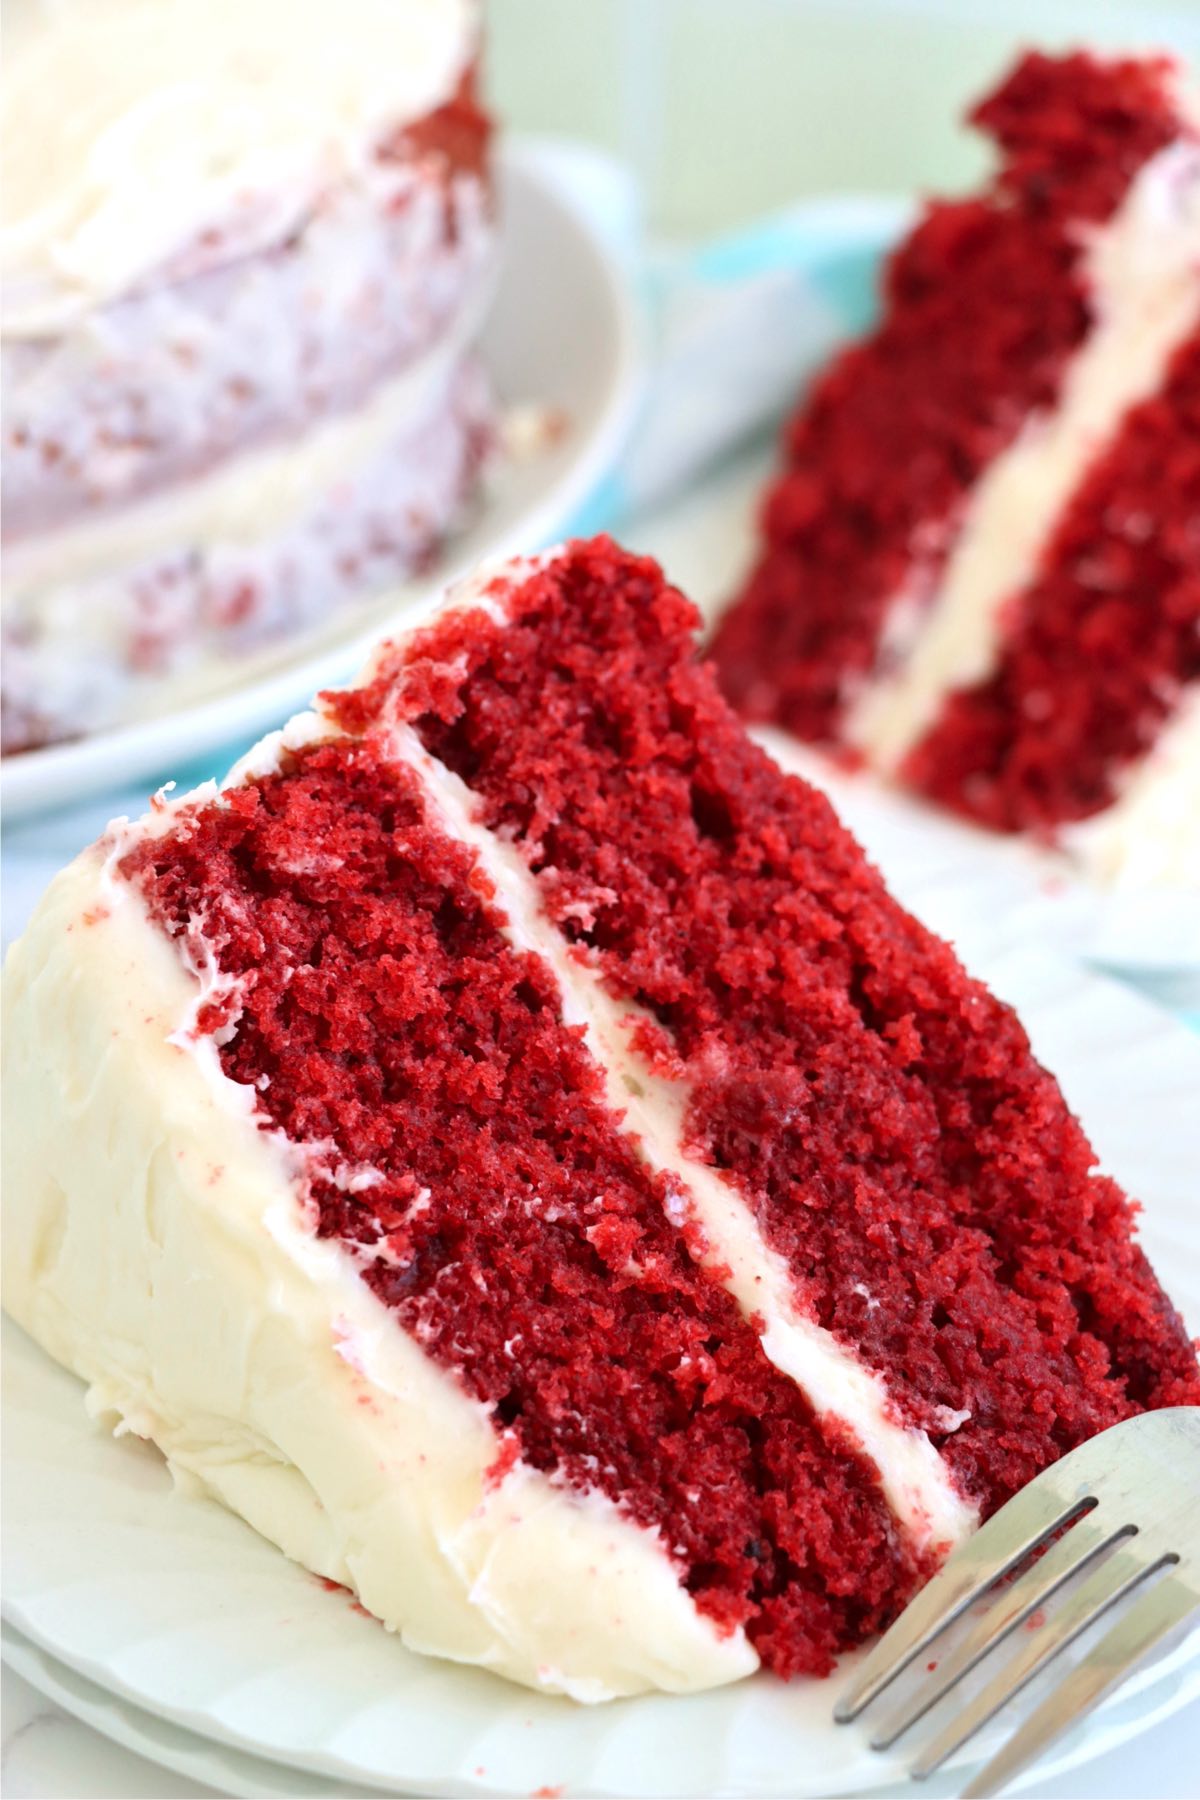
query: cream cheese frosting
1 0 477 334
2 551 980 1701
1 818 755 1702
383 589 979 1559
3 277 494 597
845 136 1200 775
1 354 492 750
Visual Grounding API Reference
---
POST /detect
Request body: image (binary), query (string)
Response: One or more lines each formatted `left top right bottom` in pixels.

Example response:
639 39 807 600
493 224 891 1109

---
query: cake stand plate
5 945 1198 1799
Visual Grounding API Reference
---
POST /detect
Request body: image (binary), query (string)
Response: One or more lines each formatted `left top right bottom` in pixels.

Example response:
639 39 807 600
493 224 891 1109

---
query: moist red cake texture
710 52 1187 776
123 737 916 1678
902 328 1200 832
128 538 1200 1676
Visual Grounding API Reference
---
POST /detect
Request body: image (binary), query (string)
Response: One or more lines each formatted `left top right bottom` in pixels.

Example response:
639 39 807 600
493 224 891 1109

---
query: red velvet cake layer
342 539 1200 1517
710 53 1183 742
124 737 916 1678
901 329 1200 832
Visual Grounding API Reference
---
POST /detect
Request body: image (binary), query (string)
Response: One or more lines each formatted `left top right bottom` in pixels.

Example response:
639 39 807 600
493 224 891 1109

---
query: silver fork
834 1406 1200 1797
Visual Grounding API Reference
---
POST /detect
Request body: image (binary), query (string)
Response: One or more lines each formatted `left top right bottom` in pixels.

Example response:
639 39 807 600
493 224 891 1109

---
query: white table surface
1 1665 1196 1799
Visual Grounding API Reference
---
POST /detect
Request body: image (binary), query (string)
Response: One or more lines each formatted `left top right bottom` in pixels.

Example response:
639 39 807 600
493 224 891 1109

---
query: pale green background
489 0 1200 234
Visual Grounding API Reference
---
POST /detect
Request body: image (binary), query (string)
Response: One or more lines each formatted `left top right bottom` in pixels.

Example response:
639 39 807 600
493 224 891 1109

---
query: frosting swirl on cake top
2 0 476 332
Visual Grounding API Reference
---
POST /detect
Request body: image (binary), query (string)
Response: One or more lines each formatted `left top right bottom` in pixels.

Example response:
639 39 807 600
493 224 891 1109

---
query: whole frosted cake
5 539 1197 1698
2 0 493 751
713 53 1200 882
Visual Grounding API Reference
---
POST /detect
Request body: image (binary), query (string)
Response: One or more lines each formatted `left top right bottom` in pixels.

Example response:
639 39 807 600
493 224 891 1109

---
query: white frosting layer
1 837 755 1700
1 355 491 752
2 0 476 333
2 552 985 1699
3 147 493 535
847 138 1200 775
391 692 977 1560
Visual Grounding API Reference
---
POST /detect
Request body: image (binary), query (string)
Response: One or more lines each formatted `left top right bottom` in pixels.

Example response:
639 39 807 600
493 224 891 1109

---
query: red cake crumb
902 330 1200 832
382 64 493 191
710 52 1184 742
124 736 917 1678
346 538 1200 1516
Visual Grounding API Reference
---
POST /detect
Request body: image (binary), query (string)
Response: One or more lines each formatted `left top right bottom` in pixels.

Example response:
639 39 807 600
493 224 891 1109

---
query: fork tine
960 1566 1198 1799
834 1483 1089 1723
868 1512 1128 1750
910 1541 1163 1779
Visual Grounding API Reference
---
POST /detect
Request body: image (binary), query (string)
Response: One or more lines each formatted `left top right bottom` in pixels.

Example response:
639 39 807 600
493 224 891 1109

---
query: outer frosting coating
3 154 493 537
1 355 491 751
2 0 494 755
2 0 477 331
5 286 493 596
1 829 755 1700
3 555 970 1698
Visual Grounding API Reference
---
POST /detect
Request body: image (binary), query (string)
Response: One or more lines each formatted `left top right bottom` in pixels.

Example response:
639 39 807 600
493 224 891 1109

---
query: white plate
0 142 640 824
623 450 1200 980
5 1624 1195 1800
5 945 1198 1799
2 1624 366 1800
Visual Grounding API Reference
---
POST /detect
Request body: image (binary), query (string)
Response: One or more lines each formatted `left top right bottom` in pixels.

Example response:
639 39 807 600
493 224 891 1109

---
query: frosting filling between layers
2 842 754 1700
846 137 1200 773
351 539 1200 1516
395 710 979 1557
109 714 920 1681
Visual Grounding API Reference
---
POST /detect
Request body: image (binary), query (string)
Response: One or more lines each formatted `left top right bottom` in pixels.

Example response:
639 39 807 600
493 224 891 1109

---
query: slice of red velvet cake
4 538 1197 1698
713 52 1200 875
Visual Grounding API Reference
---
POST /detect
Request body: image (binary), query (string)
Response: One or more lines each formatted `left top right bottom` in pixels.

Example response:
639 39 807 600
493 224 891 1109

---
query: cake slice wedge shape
711 52 1200 864
5 537 1198 1699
